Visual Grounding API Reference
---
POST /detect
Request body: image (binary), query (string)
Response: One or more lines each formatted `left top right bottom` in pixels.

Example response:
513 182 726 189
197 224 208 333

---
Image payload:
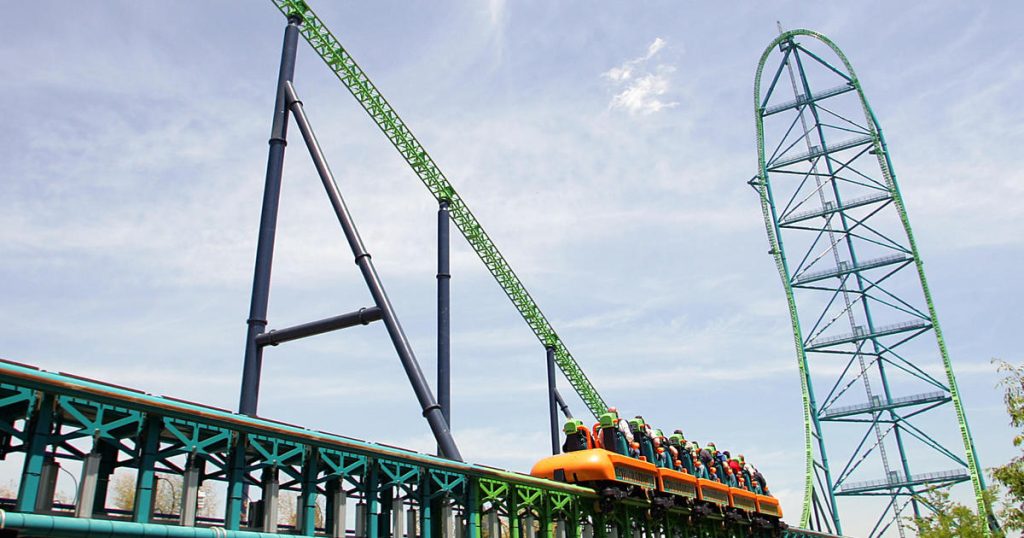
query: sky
1 2 1023 536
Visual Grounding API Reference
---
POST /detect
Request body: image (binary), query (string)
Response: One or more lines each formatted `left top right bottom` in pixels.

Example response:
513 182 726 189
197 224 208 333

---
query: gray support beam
284 81 461 462
356 503 367 538
392 499 405 538
180 459 201 526
437 200 452 454
487 511 498 538
443 504 454 538
328 483 347 538
547 346 559 455
36 458 59 514
256 306 383 347
553 389 572 419
239 15 302 416
75 451 102 518
261 469 280 533
407 508 418 538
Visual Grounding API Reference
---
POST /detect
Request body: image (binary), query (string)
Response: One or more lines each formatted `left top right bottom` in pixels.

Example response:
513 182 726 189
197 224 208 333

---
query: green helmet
563 419 584 435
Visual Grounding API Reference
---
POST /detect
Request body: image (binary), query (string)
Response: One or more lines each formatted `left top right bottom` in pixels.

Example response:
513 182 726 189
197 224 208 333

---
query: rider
628 416 656 462
667 433 694 474
724 467 738 487
561 419 594 453
692 458 710 480
596 408 633 456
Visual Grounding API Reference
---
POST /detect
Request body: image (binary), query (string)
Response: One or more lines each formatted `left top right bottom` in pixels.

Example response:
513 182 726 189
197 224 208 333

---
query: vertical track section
751 29 990 536
267 0 606 418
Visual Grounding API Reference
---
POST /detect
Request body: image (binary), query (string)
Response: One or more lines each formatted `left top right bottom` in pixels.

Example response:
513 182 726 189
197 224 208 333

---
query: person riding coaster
561 418 595 453
628 416 655 461
595 408 633 456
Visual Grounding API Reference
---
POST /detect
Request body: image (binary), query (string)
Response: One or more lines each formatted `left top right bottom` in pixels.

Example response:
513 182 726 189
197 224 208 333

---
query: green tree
109 472 219 517
992 360 1024 531
906 359 1024 536
908 488 997 538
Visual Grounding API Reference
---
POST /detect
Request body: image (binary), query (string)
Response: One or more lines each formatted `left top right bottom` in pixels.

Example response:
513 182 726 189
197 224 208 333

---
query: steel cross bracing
0 358 835 538
265 0 606 419
750 30 990 537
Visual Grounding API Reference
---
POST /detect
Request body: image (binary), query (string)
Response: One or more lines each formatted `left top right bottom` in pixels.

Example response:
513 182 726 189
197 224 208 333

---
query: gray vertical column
75 451 102 518
180 457 202 526
36 459 59 514
437 200 451 453
238 15 302 416
262 468 280 532
546 346 559 455
328 482 347 538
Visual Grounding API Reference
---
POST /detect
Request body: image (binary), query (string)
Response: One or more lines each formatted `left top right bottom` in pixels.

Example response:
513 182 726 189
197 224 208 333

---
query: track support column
239 15 302 416
547 346 559 455
438 200 451 455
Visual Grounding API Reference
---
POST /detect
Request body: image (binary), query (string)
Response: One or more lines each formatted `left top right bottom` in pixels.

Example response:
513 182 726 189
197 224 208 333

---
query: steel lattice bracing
0 358 835 538
750 30 989 537
267 0 606 418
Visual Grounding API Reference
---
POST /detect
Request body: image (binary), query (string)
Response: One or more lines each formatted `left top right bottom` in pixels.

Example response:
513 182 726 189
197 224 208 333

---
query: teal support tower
750 30 992 537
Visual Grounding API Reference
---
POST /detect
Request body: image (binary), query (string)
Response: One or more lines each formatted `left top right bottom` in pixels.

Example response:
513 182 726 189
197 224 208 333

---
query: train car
531 448 658 509
727 487 758 524
653 467 699 513
754 493 785 532
755 494 782 518
694 478 730 517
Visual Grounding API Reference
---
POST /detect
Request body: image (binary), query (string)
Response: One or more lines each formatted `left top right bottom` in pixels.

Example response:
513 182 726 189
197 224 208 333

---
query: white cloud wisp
603 37 678 115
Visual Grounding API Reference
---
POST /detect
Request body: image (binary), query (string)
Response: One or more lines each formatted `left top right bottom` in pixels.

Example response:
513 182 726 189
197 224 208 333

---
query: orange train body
530 448 658 489
530 448 782 520
657 467 699 500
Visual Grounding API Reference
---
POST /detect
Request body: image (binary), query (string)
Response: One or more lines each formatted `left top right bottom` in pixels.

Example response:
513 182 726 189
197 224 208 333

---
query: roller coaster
0 1 991 537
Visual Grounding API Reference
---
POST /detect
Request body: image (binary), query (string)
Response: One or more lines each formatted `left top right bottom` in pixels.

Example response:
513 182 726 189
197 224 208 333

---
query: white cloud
603 37 679 115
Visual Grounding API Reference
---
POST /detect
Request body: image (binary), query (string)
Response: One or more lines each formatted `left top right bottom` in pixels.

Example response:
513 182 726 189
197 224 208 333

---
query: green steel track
751 30 989 535
269 0 606 419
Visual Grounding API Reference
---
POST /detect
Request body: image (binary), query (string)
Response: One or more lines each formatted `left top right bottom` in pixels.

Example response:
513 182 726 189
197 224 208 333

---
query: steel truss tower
750 30 990 537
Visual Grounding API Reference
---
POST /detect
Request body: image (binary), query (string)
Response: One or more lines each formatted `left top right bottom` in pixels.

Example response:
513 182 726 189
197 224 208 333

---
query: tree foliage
109 473 219 517
906 359 1024 536
909 488 993 538
992 360 1024 531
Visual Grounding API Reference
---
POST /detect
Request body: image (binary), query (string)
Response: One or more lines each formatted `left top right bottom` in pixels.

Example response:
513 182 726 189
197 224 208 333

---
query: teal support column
366 463 380 538
133 418 162 523
509 485 520 538
17 394 55 513
380 487 393 538
226 436 248 530
299 449 320 536
467 477 480 538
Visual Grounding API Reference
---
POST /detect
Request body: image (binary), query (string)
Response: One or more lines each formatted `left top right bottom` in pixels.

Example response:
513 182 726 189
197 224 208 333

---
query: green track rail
268 1 606 418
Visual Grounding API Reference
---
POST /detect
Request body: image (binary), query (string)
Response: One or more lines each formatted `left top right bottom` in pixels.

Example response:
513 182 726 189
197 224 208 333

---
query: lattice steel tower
750 30 991 537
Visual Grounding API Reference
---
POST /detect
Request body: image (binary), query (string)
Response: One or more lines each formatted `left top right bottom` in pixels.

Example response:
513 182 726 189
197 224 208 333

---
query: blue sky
1 2 1022 535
